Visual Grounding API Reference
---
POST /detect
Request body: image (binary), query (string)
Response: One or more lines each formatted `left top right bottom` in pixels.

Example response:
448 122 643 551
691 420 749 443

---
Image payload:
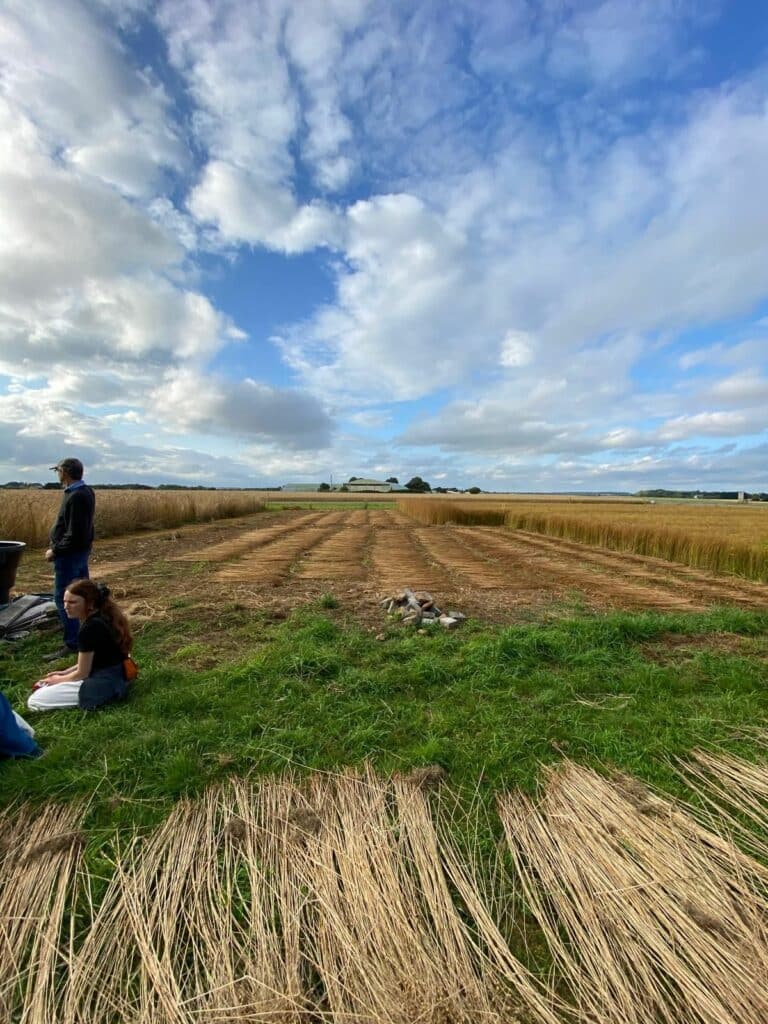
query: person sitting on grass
28 580 133 712
0 690 40 758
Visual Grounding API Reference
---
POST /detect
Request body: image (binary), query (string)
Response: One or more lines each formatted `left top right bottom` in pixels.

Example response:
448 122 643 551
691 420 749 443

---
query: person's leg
27 681 83 711
12 710 35 737
53 552 89 650
53 554 77 649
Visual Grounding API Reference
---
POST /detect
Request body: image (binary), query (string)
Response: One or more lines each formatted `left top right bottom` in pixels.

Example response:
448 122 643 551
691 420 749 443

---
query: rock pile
378 588 466 628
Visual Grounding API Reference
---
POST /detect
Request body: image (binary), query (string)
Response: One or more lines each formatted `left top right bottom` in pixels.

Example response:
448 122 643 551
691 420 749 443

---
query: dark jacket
49 484 95 557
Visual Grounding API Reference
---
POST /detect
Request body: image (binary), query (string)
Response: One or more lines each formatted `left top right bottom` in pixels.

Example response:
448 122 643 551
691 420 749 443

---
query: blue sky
1 0 768 490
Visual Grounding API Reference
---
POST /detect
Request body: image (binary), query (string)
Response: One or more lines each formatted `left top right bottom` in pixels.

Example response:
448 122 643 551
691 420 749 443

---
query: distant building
346 478 393 492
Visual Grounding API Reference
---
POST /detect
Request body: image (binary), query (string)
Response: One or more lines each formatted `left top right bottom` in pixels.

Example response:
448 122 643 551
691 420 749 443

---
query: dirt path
14 509 767 626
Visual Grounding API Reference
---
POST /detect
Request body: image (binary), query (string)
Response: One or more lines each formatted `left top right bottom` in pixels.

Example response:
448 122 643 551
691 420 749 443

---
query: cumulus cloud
151 369 334 449
0 387 314 486
158 0 368 247
1 0 186 197
188 161 342 252
277 193 481 399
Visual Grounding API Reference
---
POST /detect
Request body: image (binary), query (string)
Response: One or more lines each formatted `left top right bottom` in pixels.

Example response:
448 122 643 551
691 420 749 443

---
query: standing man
44 458 95 660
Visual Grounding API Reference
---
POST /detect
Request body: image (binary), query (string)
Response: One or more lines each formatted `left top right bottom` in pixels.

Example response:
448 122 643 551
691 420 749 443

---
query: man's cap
50 458 84 477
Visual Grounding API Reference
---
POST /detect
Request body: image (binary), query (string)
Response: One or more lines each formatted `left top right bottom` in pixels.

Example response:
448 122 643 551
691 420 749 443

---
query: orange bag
123 656 139 682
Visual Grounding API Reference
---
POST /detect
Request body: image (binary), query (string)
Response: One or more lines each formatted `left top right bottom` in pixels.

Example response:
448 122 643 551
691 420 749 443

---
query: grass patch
2 606 768 832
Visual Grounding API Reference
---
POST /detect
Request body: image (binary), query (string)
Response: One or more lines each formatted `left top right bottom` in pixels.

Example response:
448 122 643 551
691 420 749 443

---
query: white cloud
500 330 534 368
188 161 342 252
706 373 768 406
3 0 768 490
657 411 753 442
150 368 334 449
159 0 369 246
278 193 480 399
0 0 186 197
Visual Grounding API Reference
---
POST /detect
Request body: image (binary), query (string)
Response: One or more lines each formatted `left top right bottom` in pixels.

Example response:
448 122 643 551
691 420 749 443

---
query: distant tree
339 484 349 492
467 486 482 494
318 482 331 491
405 476 431 492
385 476 399 484
348 476 359 482
434 486 447 494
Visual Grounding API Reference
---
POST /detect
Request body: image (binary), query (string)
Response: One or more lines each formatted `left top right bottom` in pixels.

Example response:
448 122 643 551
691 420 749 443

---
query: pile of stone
378 589 466 628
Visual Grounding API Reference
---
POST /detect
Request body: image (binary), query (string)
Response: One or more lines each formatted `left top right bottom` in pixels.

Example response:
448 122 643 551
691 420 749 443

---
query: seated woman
28 580 133 712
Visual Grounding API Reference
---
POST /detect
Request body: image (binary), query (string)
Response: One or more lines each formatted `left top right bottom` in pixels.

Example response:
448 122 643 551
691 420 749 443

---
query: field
3 496 768 1022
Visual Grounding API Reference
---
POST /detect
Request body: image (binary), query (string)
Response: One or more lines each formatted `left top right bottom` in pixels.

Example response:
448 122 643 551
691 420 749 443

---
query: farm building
346 478 393 492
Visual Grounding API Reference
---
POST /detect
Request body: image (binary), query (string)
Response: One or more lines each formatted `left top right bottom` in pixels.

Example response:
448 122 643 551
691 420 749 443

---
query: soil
13 508 768 631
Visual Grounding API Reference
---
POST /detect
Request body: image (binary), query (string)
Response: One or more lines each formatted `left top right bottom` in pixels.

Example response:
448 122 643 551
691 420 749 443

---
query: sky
1 0 768 492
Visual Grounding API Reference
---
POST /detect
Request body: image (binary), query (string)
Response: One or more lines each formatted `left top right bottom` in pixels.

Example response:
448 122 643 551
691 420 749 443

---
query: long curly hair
65 579 133 656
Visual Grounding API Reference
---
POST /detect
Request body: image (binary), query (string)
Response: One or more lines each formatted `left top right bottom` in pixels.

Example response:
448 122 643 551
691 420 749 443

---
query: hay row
173 512 326 563
500 762 768 1024
7 758 768 1022
295 526 371 580
413 527 513 589
368 526 451 592
213 526 336 585
465 528 702 611
3 772 562 1023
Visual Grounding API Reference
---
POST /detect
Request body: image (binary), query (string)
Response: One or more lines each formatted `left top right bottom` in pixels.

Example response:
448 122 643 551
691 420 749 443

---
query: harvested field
6 759 768 1023
13 507 768 623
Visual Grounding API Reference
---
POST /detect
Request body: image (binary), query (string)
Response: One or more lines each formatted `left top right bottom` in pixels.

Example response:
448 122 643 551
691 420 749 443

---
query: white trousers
27 680 83 711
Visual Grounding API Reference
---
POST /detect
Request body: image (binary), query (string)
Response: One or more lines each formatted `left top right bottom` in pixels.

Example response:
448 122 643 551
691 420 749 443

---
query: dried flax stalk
64 782 312 1023
64 798 203 1024
297 767 451 1022
226 776 311 1021
681 748 768 863
0 802 84 1024
499 762 768 1024
288 767 536 1023
393 776 568 1024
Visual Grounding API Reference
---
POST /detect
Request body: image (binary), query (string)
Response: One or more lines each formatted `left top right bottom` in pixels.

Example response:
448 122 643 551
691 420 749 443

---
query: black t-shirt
77 614 124 675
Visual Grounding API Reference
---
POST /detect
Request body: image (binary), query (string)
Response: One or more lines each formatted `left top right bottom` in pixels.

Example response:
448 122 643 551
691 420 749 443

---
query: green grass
2 605 768 833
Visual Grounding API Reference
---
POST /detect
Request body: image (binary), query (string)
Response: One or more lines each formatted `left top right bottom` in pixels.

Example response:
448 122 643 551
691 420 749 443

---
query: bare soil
14 508 768 628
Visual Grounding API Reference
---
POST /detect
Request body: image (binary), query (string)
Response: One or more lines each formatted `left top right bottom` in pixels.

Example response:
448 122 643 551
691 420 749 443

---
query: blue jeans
54 551 90 649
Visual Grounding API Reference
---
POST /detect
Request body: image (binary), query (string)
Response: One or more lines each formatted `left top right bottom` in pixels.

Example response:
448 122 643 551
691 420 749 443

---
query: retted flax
499 761 768 1024
7 758 768 1023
